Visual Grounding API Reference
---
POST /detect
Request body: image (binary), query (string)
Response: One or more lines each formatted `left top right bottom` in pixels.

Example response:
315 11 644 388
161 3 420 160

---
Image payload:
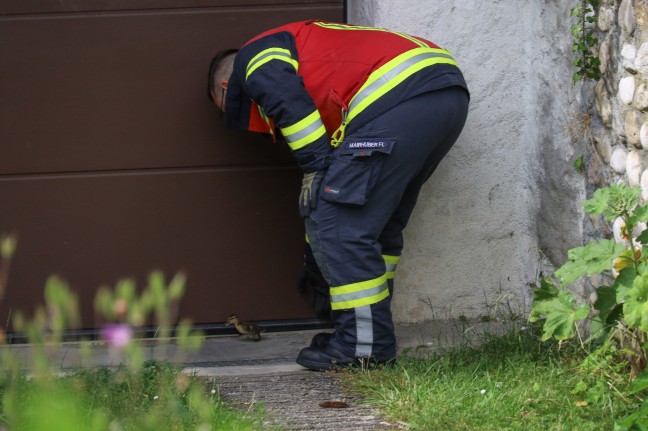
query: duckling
225 314 264 341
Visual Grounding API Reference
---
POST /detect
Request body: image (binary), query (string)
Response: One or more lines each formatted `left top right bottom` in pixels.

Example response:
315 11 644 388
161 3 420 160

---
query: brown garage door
0 0 344 333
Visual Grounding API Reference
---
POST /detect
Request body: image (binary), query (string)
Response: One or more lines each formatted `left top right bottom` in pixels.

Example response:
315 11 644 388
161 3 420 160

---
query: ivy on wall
571 0 602 82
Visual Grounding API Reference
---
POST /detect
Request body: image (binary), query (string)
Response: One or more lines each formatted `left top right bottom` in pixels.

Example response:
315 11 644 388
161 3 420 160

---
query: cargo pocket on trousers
320 138 396 206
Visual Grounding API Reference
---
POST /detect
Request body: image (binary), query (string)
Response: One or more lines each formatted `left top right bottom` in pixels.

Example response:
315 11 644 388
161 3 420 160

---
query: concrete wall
347 0 585 323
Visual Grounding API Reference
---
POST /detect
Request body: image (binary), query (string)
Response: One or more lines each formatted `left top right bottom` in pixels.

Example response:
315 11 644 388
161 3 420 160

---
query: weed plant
0 360 268 431
0 234 268 431
342 322 641 431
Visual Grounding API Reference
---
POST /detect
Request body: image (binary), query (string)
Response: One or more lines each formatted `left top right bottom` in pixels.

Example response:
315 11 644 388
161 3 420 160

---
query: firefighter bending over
207 20 469 371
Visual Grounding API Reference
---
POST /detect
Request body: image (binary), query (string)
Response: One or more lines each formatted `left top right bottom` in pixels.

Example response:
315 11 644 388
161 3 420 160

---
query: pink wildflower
101 323 133 348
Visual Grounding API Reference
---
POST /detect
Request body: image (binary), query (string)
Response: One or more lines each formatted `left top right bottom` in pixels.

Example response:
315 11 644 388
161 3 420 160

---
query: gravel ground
213 370 402 431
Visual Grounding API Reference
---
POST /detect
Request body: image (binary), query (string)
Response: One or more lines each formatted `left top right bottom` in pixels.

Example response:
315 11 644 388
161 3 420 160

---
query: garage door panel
0 0 343 329
0 167 311 327
0 0 341 15
0 5 342 175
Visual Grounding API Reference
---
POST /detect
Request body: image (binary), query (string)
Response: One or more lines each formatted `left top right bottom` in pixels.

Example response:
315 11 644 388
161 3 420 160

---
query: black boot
296 344 359 371
296 343 395 371
310 332 334 349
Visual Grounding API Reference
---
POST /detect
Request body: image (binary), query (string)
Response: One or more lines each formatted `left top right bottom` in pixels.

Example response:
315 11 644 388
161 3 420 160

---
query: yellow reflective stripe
246 48 298 80
330 273 388 296
305 234 310 244
331 289 390 310
281 110 319 135
382 255 400 265
313 22 429 48
281 110 327 151
346 48 456 126
257 106 274 138
286 124 326 150
383 255 400 279
330 47 456 147
330 274 389 308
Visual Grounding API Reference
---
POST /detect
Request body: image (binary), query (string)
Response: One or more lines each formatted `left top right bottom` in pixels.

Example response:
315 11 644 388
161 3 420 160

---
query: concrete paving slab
211 370 401 431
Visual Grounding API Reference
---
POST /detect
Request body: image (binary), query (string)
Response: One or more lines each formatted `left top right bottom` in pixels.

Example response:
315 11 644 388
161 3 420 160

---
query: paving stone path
213 370 402 431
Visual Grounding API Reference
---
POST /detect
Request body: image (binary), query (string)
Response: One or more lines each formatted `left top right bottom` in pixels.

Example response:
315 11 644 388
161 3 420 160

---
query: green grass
341 324 643 431
0 360 269 431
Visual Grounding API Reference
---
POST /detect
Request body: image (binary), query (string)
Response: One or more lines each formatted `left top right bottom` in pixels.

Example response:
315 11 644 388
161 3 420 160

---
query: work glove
296 244 330 315
299 170 325 218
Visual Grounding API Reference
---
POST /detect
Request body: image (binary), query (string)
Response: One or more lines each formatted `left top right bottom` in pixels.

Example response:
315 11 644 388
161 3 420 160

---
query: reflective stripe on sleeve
281 110 327 151
257 106 275 138
246 47 298 80
330 274 390 310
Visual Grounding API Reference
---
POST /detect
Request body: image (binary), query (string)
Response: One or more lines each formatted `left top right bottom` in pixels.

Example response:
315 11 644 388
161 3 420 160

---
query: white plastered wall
347 1 586 323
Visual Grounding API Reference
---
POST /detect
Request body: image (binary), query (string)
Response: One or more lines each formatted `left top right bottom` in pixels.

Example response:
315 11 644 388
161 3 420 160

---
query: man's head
207 49 238 112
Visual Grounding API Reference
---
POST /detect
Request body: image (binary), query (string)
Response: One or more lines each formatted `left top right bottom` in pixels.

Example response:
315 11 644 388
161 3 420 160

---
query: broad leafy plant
531 183 647 429
531 184 647 352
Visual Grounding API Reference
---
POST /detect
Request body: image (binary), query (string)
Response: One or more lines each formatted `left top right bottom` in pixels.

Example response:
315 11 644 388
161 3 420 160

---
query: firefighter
208 20 469 371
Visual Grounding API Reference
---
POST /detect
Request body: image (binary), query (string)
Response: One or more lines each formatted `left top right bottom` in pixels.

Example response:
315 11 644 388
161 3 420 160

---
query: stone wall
347 1 582 323
592 0 648 205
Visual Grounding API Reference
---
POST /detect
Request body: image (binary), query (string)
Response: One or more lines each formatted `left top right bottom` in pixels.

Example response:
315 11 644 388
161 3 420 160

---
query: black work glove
299 170 325 217
297 243 330 315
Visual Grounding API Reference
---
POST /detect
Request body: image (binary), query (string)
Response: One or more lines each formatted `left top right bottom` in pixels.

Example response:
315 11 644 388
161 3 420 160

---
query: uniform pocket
320 138 396 206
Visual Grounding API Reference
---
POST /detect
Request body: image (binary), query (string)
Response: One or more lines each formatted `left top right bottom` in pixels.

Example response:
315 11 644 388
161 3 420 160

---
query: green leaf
571 380 588 394
574 155 585 173
594 285 618 323
615 399 648 430
590 279 625 342
583 184 641 221
168 272 187 301
630 372 648 394
530 278 560 322
616 267 638 303
536 290 589 341
116 279 136 302
555 239 626 286
623 273 648 331
588 317 608 342
614 249 638 272
637 229 648 245
0 235 17 259
535 277 559 301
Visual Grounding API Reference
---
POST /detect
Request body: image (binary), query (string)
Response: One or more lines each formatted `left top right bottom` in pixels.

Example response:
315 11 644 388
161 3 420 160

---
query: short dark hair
207 49 238 101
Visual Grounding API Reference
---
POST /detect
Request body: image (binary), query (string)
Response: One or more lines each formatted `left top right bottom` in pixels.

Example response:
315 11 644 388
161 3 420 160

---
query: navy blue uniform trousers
305 86 469 360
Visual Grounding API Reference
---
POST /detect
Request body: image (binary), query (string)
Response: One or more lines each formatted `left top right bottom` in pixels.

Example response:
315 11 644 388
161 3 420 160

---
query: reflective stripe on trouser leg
329 274 389 310
329 297 395 360
383 254 400 280
383 255 399 296
355 306 373 357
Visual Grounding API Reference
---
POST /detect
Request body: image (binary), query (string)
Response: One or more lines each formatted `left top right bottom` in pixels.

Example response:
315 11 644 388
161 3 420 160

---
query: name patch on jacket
341 138 396 157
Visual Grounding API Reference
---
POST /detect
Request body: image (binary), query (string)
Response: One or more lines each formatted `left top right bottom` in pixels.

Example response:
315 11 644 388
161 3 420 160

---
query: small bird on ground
225 314 264 341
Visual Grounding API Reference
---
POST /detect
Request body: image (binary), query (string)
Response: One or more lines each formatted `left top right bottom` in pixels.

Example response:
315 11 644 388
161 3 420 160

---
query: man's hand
299 171 325 217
